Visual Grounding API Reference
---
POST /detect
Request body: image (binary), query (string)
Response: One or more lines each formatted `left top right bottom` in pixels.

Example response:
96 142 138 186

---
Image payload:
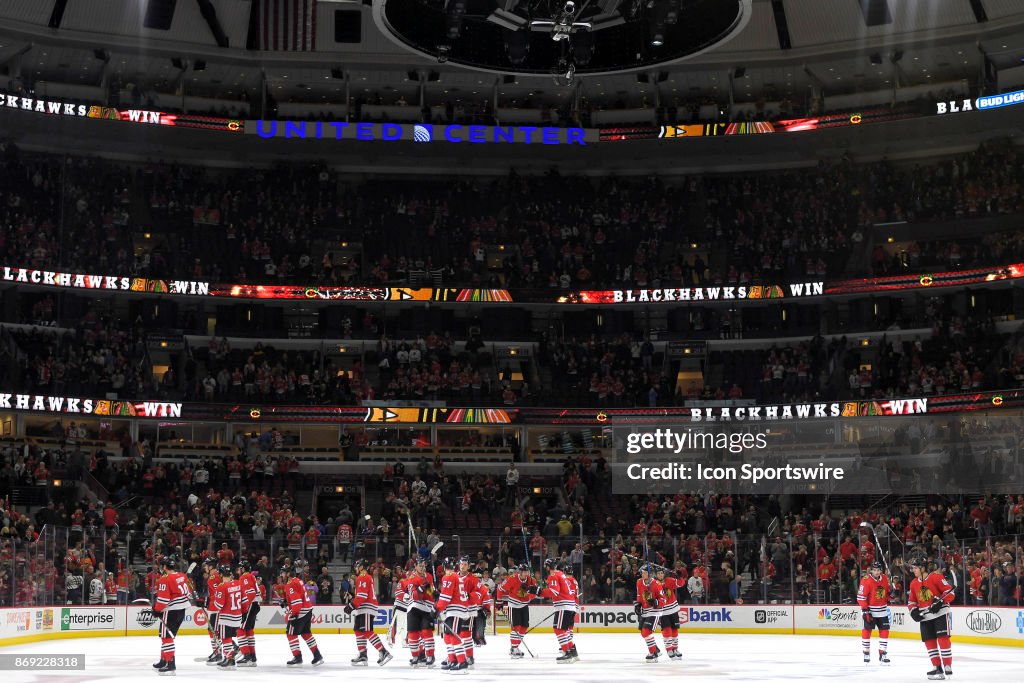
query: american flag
258 0 318 51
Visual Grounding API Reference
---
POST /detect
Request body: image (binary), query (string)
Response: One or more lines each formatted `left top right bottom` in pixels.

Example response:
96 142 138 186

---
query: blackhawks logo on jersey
874 587 885 600
919 587 933 601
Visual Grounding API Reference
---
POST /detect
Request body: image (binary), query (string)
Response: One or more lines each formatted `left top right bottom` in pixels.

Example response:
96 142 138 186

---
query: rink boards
0 604 1020 648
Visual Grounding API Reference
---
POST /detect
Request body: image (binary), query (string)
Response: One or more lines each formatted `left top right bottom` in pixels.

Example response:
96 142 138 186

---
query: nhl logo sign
136 609 159 628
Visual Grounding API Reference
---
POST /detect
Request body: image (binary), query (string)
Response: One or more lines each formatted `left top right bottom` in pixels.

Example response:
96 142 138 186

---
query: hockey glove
862 611 874 628
910 607 924 623
343 604 354 615
929 597 945 614
633 602 642 617
526 585 539 595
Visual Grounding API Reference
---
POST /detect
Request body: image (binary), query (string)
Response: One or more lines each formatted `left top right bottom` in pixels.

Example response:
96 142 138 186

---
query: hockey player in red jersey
497 563 537 658
458 558 481 667
654 567 681 660
346 558 392 667
635 564 663 663
406 558 438 667
908 558 955 680
282 565 324 667
202 558 222 665
540 558 579 663
563 567 581 656
212 566 243 669
857 561 892 665
235 560 262 666
435 557 471 674
152 555 193 676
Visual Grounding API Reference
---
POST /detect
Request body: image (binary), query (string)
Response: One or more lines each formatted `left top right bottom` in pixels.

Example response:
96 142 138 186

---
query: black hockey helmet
160 555 178 570
442 557 455 570
238 559 252 572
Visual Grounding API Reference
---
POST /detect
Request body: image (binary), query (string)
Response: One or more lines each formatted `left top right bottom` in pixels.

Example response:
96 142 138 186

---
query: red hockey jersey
497 574 537 609
214 579 245 626
352 573 378 617
285 576 313 619
857 574 891 618
154 571 192 613
205 569 222 611
407 573 436 613
908 572 954 622
436 572 472 618
542 570 579 613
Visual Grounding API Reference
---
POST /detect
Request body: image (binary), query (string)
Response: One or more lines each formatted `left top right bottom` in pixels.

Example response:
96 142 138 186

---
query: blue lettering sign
252 121 588 145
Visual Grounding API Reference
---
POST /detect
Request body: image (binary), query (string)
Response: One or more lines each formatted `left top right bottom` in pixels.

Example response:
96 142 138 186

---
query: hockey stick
520 610 557 637
385 504 412 649
858 522 892 577
192 608 219 661
605 549 672 573
520 524 532 573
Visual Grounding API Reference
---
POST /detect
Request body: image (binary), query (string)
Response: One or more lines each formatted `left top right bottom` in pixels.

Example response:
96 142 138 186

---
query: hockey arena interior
0 0 1023 681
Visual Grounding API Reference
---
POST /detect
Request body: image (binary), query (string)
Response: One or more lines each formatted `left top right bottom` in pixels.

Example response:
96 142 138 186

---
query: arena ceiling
0 0 1022 108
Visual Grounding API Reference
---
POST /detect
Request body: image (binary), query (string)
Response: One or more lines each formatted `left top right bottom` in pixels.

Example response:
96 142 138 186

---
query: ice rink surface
5 632 1020 682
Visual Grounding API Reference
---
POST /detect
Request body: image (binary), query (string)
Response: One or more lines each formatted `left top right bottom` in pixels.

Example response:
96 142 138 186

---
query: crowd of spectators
5 305 149 399
538 333 671 407
376 333 503 404
189 341 353 405
2 141 1023 294
0 431 1021 608
865 315 1006 398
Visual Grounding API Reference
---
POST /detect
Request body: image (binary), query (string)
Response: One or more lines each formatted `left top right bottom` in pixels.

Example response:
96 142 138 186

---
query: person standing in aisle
152 556 192 676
